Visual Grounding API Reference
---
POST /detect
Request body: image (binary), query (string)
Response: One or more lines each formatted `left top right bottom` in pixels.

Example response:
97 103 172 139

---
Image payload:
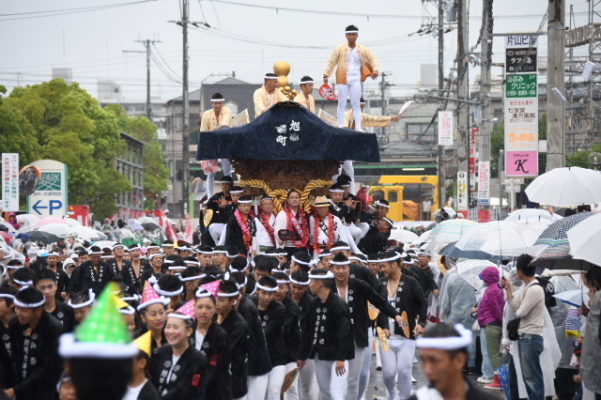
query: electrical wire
151 43 182 81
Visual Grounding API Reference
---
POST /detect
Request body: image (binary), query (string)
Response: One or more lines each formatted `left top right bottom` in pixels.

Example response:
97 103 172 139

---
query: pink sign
505 151 538 176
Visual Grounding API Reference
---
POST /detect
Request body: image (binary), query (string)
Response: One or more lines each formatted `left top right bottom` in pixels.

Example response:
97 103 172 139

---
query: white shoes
477 376 493 384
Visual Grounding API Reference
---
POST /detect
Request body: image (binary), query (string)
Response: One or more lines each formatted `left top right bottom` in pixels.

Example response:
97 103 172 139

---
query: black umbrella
23 231 60 244
142 222 161 231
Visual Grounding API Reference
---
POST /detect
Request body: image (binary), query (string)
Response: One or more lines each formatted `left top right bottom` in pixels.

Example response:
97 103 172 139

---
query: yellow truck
369 175 439 221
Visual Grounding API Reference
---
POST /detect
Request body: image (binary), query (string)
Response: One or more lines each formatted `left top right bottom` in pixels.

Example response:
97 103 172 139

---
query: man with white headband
298 268 354 400
323 24 379 132
225 195 257 256
410 324 497 400
7 287 63 400
254 72 288 118
294 75 316 113
0 285 17 390
200 92 233 198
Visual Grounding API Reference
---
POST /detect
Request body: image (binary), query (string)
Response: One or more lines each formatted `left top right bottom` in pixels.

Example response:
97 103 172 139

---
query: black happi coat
350 263 381 290
45 267 70 300
358 225 390 256
149 344 207 400
9 312 63 400
135 380 161 400
281 294 301 363
329 201 357 224
109 258 131 278
207 192 233 224
225 212 256 255
134 328 167 357
295 291 314 336
337 278 399 348
238 295 272 375
50 300 75 333
70 260 116 295
190 323 232 400
377 273 428 339
251 296 287 367
299 291 355 361
122 261 150 296
0 321 15 389
219 309 249 399
408 265 438 297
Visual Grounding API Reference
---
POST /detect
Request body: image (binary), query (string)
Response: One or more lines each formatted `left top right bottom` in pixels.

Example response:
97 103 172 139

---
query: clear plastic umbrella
70 226 107 241
455 259 497 290
390 229 419 244
567 212 601 267
505 208 561 222
426 219 478 254
36 223 73 237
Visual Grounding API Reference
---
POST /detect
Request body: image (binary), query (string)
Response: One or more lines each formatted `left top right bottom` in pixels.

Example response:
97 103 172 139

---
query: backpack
536 276 557 309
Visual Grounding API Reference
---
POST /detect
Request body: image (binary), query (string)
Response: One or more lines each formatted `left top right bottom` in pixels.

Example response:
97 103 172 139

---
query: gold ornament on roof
273 61 296 100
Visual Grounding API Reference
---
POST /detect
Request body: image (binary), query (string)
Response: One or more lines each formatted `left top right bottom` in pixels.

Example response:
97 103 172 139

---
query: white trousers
331 161 356 195
314 358 345 400
347 223 363 244
221 158 232 176
247 372 269 399
283 362 299 400
297 359 318 400
208 223 226 245
357 329 374 399
205 159 232 198
380 336 416 400
267 365 286 400
346 345 367 400
336 81 362 130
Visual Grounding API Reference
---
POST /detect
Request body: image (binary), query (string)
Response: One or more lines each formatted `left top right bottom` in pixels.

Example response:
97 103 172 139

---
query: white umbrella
63 217 81 227
37 223 74 237
16 214 40 231
0 219 16 233
525 166 601 207
419 230 432 243
505 208 560 222
93 240 117 249
553 289 590 307
390 229 419 244
426 219 478 254
455 259 497 290
70 226 107 241
454 221 545 258
567 212 601 266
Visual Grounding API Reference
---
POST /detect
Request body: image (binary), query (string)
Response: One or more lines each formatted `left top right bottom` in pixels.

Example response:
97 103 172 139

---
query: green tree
1 79 131 219
568 143 601 168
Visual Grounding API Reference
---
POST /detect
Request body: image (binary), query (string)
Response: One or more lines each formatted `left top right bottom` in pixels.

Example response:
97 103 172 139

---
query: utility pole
479 0 493 163
457 0 470 212
124 38 160 119
437 0 445 209
547 0 566 170
182 0 190 218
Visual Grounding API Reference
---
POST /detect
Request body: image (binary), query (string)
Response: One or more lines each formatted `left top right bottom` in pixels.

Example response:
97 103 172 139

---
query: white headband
255 283 278 292
309 270 334 280
68 290 96 309
14 297 46 308
329 189 344 193
195 288 213 298
217 290 239 298
6 264 23 269
318 252 331 259
0 293 15 300
180 273 205 282
300 79 314 84
275 278 290 285
291 256 311 266
264 74 278 80
136 296 169 312
330 245 350 252
330 260 350 266
345 30 359 33
119 305 136 315
13 279 33 287
153 283 183 297
168 266 186 271
289 277 309 286
416 324 473 350
373 201 390 208
238 199 252 204
210 98 225 102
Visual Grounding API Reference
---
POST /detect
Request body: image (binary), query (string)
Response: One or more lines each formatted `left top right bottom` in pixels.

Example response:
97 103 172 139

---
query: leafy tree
568 142 601 168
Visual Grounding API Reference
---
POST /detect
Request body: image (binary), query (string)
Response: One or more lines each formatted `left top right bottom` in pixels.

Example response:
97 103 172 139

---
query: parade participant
237 272 272 399
136 282 170 356
146 245 161 257
216 279 250 400
274 190 310 258
290 251 312 274
225 195 257 256
11 266 35 290
70 245 116 295
45 251 70 299
255 195 277 252
329 184 360 238
310 195 344 256
7 287 62 400
123 332 161 400
35 268 75 332
254 72 288 118
410 324 498 400
206 177 234 246
196 245 213 269
111 243 131 277
141 253 165 284
272 271 301 400
200 92 233 198
323 25 379 131
162 241 176 257
62 257 76 279
68 289 95 326
330 253 403 400
289 270 317 399
378 251 427 400
317 249 332 269
59 284 139 400
154 274 184 313
252 275 287 400
298 268 354 400
124 244 148 296
581 267 601 399
344 97 401 129
4 259 23 284
211 245 229 272
193 286 232 399
180 266 204 302
116 295 137 335
359 217 393 256
294 75 316 113
176 242 194 259
254 255 275 283
331 241 380 289
149 302 208 399
0 286 16 390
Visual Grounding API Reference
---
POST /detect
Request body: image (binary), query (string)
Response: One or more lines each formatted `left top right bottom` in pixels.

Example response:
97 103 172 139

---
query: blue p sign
49 200 63 215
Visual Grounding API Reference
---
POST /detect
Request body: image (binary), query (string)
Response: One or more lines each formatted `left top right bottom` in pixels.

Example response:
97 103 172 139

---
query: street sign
437 111 454 146
505 47 537 73
27 160 68 217
477 161 490 206
1 153 19 211
506 74 537 98
457 171 468 211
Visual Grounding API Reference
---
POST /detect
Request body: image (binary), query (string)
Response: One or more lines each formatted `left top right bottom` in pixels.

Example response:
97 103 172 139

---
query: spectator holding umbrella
581 267 601 399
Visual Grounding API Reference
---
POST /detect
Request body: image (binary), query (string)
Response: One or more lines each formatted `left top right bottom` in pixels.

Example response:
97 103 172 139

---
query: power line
0 0 156 22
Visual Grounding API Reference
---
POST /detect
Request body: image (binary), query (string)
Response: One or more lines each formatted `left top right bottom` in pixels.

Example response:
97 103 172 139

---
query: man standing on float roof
200 92 233 198
254 72 288 118
323 24 379 132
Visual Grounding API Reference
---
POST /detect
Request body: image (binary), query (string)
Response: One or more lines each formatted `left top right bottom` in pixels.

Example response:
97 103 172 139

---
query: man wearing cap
293 75 316 113
7 287 63 400
254 72 288 118
225 195 257 256
410 324 497 400
358 217 393 256
200 92 234 198
344 97 401 130
310 195 344 256
323 25 379 132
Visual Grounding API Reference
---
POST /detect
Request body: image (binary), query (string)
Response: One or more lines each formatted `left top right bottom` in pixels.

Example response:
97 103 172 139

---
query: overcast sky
0 0 594 103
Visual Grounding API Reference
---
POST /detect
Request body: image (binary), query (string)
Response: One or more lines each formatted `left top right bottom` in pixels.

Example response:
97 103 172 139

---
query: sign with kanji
505 48 537 73
1 153 19 211
437 111 454 146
